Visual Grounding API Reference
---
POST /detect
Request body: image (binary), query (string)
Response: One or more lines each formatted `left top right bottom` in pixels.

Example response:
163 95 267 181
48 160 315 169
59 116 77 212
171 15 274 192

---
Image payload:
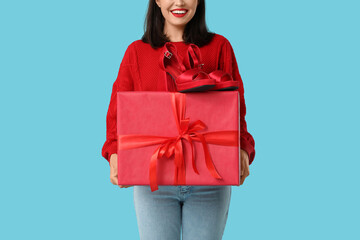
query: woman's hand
240 149 250 185
110 154 133 188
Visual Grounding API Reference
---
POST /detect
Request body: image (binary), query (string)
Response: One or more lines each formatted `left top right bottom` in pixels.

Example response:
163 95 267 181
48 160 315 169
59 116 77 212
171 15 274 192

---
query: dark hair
141 0 215 49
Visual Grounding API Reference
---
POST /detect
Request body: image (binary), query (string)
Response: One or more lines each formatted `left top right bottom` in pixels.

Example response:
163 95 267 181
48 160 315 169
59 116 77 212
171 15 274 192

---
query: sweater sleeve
101 43 136 165
219 38 256 165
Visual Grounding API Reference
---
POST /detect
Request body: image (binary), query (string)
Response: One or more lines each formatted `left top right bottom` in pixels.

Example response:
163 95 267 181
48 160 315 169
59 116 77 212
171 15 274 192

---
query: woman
102 0 255 239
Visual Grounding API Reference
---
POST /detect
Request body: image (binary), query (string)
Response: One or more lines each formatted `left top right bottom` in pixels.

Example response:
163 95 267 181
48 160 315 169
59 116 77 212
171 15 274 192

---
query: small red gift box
117 91 240 191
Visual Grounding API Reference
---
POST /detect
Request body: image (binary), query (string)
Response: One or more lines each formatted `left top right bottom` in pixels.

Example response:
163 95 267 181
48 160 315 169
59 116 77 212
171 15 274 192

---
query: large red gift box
117 91 240 191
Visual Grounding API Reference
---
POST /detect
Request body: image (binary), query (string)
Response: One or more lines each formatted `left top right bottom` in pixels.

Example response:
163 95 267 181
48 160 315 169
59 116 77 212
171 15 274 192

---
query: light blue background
1 0 359 239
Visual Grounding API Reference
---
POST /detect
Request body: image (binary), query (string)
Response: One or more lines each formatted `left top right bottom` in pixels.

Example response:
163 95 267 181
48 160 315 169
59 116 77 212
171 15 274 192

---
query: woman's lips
171 9 188 18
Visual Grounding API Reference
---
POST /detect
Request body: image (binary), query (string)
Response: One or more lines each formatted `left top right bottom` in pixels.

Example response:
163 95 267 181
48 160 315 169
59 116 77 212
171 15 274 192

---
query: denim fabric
133 185 231 240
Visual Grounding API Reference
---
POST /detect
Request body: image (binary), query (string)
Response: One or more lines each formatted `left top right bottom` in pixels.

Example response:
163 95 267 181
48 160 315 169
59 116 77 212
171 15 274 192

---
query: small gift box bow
118 92 239 192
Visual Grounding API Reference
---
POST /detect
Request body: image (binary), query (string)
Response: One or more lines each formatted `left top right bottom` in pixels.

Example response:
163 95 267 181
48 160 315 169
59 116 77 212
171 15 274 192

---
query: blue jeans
133 185 231 240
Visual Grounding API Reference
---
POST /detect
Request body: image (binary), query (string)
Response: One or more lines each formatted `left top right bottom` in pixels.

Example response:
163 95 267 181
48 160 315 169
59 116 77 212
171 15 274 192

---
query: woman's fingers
110 169 118 185
240 149 250 185
240 153 244 185
110 154 133 188
240 166 250 185
240 168 250 185
110 154 118 185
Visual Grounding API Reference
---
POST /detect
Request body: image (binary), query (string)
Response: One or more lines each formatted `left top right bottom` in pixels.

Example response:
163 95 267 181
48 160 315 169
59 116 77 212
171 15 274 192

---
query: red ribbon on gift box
118 92 239 192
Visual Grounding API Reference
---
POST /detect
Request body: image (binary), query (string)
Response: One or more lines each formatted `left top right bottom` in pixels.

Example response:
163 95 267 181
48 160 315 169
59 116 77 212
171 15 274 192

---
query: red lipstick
170 8 188 18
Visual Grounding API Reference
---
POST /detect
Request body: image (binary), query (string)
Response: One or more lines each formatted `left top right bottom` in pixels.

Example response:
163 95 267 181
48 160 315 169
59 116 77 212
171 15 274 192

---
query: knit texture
102 34 255 165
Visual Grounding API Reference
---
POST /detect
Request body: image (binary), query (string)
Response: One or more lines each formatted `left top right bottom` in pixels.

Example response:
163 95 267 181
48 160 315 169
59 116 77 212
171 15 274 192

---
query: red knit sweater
101 34 255 165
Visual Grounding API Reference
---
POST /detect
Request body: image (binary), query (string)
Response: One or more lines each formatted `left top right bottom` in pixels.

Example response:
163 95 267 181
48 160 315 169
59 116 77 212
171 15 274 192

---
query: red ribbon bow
118 93 239 191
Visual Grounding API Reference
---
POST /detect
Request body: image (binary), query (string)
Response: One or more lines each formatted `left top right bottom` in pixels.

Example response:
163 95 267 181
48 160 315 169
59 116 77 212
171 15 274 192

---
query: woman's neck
164 23 185 42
